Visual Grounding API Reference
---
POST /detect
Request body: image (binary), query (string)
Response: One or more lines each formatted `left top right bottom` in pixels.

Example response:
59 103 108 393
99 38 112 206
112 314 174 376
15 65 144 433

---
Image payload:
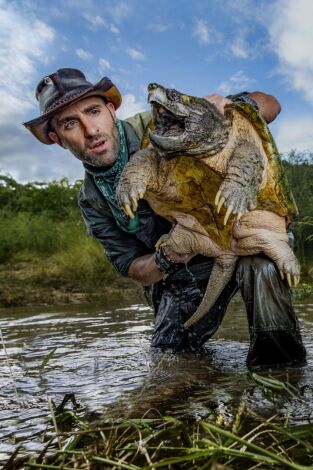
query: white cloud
117 94 147 120
127 48 145 61
0 1 69 182
83 13 105 29
231 35 249 59
110 2 131 22
275 116 313 153
99 58 112 73
267 0 313 104
0 7 54 94
109 24 119 34
218 70 256 95
75 48 93 60
193 20 223 46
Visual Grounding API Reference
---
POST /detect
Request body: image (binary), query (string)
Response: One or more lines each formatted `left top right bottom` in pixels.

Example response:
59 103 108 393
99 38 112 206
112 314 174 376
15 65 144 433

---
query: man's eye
64 120 76 129
90 108 100 116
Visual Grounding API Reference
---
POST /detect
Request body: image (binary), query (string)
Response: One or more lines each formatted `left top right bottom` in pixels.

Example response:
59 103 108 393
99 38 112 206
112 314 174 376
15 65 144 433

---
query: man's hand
203 93 232 115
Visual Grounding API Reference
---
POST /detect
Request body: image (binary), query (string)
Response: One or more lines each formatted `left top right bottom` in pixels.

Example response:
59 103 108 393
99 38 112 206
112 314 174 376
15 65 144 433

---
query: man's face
49 96 120 167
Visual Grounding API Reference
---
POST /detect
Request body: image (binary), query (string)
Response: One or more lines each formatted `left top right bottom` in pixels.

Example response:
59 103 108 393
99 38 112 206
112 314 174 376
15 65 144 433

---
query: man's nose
81 118 99 138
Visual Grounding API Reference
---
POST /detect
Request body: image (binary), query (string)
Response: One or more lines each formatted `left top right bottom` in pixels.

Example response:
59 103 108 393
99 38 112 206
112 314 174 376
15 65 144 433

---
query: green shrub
0 213 85 261
48 235 119 286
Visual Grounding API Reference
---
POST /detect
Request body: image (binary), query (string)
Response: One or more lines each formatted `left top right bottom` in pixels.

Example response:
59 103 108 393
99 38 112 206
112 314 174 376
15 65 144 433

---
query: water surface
0 294 312 460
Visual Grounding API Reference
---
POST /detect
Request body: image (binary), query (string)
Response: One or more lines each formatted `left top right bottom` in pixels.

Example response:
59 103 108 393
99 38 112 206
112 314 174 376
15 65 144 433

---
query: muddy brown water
0 294 312 460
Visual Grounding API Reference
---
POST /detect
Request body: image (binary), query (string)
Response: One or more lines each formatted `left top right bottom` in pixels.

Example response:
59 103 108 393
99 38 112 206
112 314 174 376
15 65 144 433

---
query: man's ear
48 131 67 148
106 101 117 122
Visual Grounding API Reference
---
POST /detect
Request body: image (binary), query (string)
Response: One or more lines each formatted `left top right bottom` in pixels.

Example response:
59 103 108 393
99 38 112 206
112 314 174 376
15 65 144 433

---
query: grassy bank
0 176 143 307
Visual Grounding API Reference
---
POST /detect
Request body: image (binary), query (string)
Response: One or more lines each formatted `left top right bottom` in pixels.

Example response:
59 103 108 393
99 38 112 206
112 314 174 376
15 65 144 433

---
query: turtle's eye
167 89 180 101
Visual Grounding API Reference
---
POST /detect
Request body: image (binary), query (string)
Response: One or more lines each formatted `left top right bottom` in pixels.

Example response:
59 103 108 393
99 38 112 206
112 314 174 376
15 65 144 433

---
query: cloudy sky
1 0 313 182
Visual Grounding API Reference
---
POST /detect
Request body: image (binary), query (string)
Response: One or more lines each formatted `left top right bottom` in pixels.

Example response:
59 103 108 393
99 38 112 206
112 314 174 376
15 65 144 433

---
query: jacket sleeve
124 111 152 141
79 195 152 276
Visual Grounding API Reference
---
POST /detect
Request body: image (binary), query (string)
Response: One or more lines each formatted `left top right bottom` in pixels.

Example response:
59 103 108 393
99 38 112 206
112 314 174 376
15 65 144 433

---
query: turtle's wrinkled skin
118 83 300 328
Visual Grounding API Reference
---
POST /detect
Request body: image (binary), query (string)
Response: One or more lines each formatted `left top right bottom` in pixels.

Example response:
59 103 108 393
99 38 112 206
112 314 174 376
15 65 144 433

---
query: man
24 68 306 368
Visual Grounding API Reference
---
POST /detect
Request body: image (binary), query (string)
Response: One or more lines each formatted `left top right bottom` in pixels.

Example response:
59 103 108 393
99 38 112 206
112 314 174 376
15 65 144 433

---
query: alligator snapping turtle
118 83 300 328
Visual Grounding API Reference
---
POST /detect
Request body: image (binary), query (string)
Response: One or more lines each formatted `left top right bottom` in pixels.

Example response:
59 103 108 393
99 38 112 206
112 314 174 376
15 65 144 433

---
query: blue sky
1 0 313 182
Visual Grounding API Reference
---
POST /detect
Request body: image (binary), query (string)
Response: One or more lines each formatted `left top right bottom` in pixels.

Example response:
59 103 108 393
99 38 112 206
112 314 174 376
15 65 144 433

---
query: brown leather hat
23 68 122 145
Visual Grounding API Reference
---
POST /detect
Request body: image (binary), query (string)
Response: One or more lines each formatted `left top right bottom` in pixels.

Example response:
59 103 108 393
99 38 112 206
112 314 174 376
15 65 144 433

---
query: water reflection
0 294 312 458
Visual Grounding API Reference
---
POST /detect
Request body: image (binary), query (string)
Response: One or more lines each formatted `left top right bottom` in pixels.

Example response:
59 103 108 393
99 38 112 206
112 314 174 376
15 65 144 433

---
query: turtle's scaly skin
118 84 299 328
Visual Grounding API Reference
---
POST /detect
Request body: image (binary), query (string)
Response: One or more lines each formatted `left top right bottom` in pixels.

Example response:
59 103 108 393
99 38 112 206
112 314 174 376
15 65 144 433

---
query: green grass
8 408 313 469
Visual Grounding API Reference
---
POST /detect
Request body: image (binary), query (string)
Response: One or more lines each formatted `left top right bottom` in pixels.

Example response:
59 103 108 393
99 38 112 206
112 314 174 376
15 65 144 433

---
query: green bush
48 235 119 286
0 213 85 261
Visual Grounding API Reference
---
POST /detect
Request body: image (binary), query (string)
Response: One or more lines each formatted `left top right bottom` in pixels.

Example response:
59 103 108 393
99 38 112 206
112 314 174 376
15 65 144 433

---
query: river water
0 294 313 461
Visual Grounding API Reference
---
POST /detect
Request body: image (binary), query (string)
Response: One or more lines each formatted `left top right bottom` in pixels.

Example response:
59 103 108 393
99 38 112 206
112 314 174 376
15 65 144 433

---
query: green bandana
93 120 139 234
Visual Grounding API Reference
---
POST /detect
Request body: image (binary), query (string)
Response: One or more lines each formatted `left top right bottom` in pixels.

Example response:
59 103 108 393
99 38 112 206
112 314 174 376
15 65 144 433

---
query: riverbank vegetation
0 176 143 307
6 374 313 469
0 150 312 307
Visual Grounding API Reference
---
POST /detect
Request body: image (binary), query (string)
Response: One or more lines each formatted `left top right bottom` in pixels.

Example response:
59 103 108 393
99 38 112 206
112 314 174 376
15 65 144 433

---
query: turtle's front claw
217 196 225 214
224 205 233 226
124 204 135 219
215 190 222 206
131 197 138 212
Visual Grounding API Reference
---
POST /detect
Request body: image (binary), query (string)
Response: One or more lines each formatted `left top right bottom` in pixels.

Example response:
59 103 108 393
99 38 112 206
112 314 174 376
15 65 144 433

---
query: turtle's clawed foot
278 257 300 287
280 270 300 287
215 181 258 226
215 190 234 224
118 185 145 219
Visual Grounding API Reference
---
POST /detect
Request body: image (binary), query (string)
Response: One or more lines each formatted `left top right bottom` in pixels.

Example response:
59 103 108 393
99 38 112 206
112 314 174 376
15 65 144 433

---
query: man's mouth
89 139 107 153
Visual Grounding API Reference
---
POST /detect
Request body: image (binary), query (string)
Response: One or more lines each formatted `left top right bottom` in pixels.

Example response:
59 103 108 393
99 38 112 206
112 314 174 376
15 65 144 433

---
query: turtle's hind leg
233 211 300 287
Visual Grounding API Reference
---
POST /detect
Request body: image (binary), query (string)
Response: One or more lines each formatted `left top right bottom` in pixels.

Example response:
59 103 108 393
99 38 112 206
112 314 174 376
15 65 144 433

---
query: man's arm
128 248 194 285
128 254 163 285
248 91 281 124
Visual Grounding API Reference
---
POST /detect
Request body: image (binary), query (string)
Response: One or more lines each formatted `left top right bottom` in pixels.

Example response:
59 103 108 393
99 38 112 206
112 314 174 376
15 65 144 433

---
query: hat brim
23 77 122 145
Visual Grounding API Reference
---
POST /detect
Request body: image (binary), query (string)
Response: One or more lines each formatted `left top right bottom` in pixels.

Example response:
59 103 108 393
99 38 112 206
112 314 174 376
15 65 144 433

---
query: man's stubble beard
69 121 120 168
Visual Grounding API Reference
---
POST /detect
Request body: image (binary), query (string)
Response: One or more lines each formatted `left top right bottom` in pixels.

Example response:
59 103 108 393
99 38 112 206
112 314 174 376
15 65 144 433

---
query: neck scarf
93 119 139 233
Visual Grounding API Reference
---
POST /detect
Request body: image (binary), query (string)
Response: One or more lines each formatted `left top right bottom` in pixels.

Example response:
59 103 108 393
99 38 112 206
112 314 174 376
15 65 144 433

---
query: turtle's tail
183 255 237 329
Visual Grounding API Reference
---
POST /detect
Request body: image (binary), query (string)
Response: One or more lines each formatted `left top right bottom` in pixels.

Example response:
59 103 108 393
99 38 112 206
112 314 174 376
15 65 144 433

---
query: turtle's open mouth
151 101 186 138
147 84 190 153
